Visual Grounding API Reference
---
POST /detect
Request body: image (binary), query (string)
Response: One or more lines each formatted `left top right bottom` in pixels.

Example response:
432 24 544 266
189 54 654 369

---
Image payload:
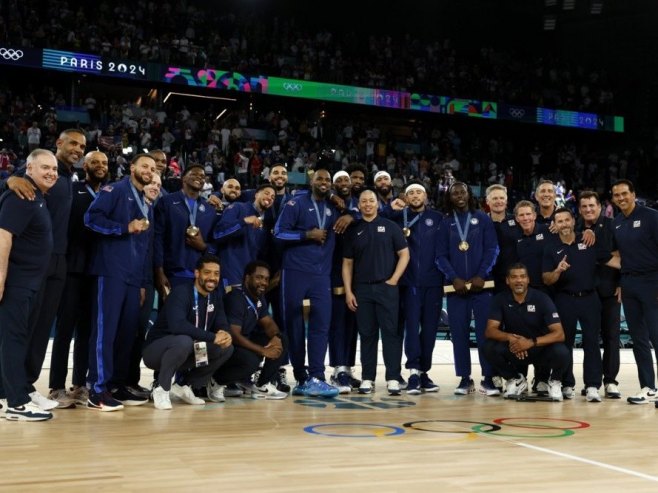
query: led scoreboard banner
41 48 148 80
0 46 624 133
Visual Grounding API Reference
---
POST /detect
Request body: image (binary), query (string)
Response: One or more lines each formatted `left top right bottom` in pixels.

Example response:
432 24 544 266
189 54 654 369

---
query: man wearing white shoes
211 261 288 400
0 150 59 421
143 254 233 410
484 264 570 401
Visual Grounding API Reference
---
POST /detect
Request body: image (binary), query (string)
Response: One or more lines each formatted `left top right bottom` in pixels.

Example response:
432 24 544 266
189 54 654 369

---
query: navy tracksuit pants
401 286 442 372
87 276 141 394
329 292 357 368
280 269 331 382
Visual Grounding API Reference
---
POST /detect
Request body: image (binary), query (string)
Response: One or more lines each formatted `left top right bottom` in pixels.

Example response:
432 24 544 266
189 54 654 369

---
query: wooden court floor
1 344 658 492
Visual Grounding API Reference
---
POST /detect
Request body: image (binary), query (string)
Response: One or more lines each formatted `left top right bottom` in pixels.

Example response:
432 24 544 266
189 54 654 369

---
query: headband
332 170 350 183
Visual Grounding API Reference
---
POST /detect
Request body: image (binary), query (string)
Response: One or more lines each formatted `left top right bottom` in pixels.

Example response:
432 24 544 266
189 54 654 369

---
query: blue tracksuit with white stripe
436 209 499 378
274 193 337 382
214 201 269 287
84 177 153 393
389 207 444 372
154 190 218 287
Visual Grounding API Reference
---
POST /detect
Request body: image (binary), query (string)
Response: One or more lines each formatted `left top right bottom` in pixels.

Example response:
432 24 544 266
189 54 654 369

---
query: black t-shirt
0 186 53 290
343 215 407 284
488 288 561 339
224 288 269 337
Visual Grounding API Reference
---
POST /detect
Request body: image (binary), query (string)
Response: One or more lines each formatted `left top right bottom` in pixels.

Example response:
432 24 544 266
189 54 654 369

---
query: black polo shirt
576 214 619 297
612 205 658 276
516 224 557 287
542 233 612 293
224 288 269 337
343 215 407 284
0 184 53 290
488 288 561 339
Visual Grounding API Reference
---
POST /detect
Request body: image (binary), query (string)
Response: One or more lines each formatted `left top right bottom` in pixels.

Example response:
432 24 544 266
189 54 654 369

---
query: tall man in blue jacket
154 164 218 297
436 182 499 396
389 183 444 394
274 168 347 397
84 153 156 411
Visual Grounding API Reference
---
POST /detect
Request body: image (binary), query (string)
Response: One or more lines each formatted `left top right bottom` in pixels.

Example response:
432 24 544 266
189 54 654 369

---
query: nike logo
173 201 181 205
77 191 87 194
308 208 315 211
128 197 134 201
357 230 364 236
557 249 564 254
615 225 621 229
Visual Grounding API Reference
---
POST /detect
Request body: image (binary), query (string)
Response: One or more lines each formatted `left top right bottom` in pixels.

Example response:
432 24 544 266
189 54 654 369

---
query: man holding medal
213 183 276 290
84 153 156 411
154 165 218 298
388 182 444 394
436 182 499 396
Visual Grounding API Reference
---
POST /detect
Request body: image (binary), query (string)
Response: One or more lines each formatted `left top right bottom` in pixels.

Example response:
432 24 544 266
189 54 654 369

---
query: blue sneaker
454 377 475 395
292 381 307 396
479 378 501 396
420 373 440 393
406 374 421 395
303 377 339 398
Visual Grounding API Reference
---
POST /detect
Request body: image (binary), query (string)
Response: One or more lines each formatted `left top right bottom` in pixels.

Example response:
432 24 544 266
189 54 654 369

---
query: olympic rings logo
0 48 24 60
508 108 526 118
283 82 302 92
403 417 590 439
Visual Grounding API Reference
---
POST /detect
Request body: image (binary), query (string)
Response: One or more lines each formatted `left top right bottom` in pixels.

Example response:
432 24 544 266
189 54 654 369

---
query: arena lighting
122 146 134 155
563 0 575 10
162 91 237 104
214 108 228 120
543 14 557 30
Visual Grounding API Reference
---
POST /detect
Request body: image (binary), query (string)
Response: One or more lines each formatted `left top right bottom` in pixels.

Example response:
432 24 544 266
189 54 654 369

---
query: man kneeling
143 254 233 410
484 263 570 401
208 261 288 400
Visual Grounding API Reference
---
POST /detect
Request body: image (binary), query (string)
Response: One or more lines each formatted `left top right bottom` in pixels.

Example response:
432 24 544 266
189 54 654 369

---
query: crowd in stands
2 0 618 113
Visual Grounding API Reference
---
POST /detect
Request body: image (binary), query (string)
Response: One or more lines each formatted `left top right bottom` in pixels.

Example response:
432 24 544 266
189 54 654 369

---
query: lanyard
453 210 472 243
193 289 210 332
312 198 327 229
184 196 198 226
85 184 97 199
403 208 421 230
272 192 289 220
129 181 149 220
242 292 259 316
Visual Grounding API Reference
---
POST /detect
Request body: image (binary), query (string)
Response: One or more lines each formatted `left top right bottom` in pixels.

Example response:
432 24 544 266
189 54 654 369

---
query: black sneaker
274 368 291 393
87 391 124 412
112 387 149 406
125 385 151 400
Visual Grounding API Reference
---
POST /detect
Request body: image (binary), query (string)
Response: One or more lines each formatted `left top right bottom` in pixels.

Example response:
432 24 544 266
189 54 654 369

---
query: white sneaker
604 383 621 399
504 374 528 398
169 383 205 405
358 380 374 394
627 387 657 405
0 398 7 418
585 387 602 403
251 382 288 400
387 380 401 396
5 402 53 421
152 386 172 410
562 386 575 400
29 391 59 411
206 379 226 403
535 381 549 396
548 380 564 401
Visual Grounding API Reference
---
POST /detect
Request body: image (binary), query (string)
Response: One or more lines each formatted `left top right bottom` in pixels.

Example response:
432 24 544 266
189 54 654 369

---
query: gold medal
143 219 150 229
186 225 200 237
403 227 411 237
458 240 469 252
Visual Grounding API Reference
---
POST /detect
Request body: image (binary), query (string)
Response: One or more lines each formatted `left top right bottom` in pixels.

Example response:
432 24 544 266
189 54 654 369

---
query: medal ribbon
85 184 98 199
403 208 421 231
193 288 210 332
129 181 149 220
184 196 199 227
453 211 472 246
312 198 327 229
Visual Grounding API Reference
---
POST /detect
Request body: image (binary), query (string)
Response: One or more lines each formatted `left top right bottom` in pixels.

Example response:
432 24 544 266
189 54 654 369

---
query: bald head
84 151 109 184
221 178 241 202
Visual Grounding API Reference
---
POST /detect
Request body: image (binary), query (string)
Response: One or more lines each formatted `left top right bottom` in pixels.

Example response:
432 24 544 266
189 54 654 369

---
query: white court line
515 441 658 483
